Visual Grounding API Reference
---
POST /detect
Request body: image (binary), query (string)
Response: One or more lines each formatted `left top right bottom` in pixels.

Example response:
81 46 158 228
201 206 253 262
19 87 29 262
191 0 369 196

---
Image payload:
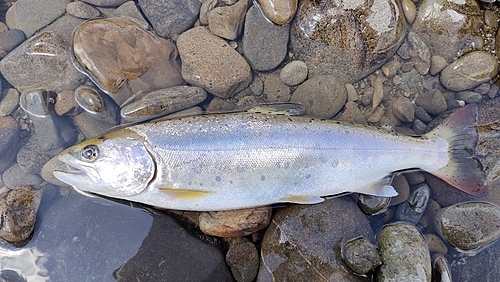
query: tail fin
423 104 486 195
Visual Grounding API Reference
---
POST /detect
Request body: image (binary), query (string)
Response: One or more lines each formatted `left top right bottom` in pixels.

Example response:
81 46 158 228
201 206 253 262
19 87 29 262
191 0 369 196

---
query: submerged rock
342 237 382 275
256 0 297 25
199 206 271 237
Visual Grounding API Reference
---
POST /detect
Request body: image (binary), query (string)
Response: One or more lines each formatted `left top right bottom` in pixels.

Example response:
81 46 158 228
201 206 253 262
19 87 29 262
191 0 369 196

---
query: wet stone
257 0 297 25
290 75 347 118
342 237 382 275
199 206 271 237
455 91 482 104
138 0 201 39
435 201 500 251
432 254 452 282
414 106 433 123
0 186 42 244
401 0 416 24
394 183 430 225
16 140 52 175
377 222 431 281
66 1 100 19
290 0 406 82
207 0 248 40
0 116 20 174
392 96 414 123
75 85 120 125
339 101 367 125
263 73 290 103
404 172 425 186
357 194 391 215
408 31 430 76
412 119 427 135
114 1 149 29
73 111 116 139
415 89 447 116
424 233 448 255
0 88 20 116
280 60 308 86
177 27 252 99
2 164 43 189
242 5 290 72
120 86 208 123
5 0 69 37
73 17 184 106
429 55 447 76
54 90 79 116
0 29 26 58
440 51 498 92
390 174 410 206
226 241 259 282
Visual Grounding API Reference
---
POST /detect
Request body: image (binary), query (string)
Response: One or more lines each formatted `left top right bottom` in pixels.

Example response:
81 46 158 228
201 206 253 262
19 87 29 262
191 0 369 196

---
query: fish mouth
53 154 101 186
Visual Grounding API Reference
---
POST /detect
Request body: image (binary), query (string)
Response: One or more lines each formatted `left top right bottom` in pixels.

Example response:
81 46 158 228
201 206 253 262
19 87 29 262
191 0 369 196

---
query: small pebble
55 90 79 116
256 0 297 25
412 119 426 135
429 55 447 76
392 96 414 123
367 107 384 123
342 237 382 275
382 60 401 78
339 101 367 125
0 88 20 116
424 233 448 255
361 88 374 107
414 106 433 123
280 60 308 86
390 174 410 206
75 85 120 125
66 1 101 19
226 241 259 282
397 42 411 60
345 84 358 102
249 77 264 96
474 83 490 95
357 194 391 215
455 91 482 104
401 0 416 23
408 31 430 75
404 171 425 185
415 89 447 115
199 206 272 237
207 0 248 40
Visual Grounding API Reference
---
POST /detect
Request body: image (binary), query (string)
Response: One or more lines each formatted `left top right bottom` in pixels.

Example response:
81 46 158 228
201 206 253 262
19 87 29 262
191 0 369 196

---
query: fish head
53 129 155 197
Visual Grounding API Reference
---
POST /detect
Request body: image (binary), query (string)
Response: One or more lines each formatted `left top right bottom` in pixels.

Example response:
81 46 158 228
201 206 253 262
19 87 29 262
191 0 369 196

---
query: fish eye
80 145 99 162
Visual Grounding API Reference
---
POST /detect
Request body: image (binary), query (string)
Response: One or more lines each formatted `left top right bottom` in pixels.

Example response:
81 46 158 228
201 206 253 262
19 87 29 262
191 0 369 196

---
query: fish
52 103 486 211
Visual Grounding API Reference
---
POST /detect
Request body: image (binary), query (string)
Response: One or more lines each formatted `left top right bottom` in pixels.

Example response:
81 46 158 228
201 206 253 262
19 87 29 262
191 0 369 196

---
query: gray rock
435 201 500 251
80 0 128 6
75 85 120 125
199 0 217 25
17 139 52 175
339 101 367 125
394 183 430 225
404 171 425 186
0 88 19 116
0 17 86 94
138 0 201 39
381 59 402 78
242 5 289 72
226 241 259 282
390 174 410 206
208 0 248 40
412 0 481 62
432 254 452 282
290 0 406 82
114 1 149 29
258 197 374 281
249 76 264 96
392 96 414 123
66 1 100 19
424 233 448 255
474 83 490 95
397 42 411 60
414 106 433 123
177 27 252 98
357 194 391 215
290 75 347 118
412 119 426 135
440 51 498 92
377 222 431 281
415 89 447 115
0 116 20 174
73 111 118 139
280 60 308 86
5 0 69 37
455 91 483 104
263 73 290 103
342 237 382 275
429 55 447 76
41 153 70 186
0 29 26 56
408 31 430 75
2 164 44 189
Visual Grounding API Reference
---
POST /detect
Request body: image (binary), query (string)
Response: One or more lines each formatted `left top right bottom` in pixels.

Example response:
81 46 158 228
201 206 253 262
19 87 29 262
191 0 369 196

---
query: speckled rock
290 75 347 118
342 237 382 275
177 27 252 98
357 194 391 215
415 89 447 116
339 101 367 125
120 86 207 123
392 96 414 123
114 1 149 29
226 241 259 282
16 140 52 175
432 254 452 282
138 0 201 39
0 88 19 116
5 0 69 37
290 0 406 82
280 60 308 86
377 222 431 281
73 17 185 105
2 164 44 189
207 0 248 40
390 174 411 206
66 1 100 19
75 85 120 125
394 183 430 225
242 5 289 72
257 0 297 25
258 197 374 281
412 0 481 63
199 207 271 237
0 18 87 93
0 29 26 58
263 73 290 103
429 55 447 76
435 201 500 251
408 31 430 76
440 51 498 92
0 116 20 174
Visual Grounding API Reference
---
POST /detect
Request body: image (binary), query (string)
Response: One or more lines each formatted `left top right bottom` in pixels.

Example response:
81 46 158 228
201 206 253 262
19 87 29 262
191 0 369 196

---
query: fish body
53 104 485 211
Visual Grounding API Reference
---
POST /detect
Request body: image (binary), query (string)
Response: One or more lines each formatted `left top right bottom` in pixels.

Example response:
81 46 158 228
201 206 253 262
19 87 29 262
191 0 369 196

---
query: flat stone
242 5 290 72
0 88 19 116
72 17 185 106
5 0 69 37
199 206 272 237
177 27 252 98
226 241 259 282
80 0 128 6
440 51 499 92
0 29 26 58
66 1 100 19
280 60 308 86
2 164 44 189
0 116 20 174
342 237 382 275
138 0 201 39
257 0 297 25
415 89 447 116
290 75 347 118
207 0 248 40
392 96 414 123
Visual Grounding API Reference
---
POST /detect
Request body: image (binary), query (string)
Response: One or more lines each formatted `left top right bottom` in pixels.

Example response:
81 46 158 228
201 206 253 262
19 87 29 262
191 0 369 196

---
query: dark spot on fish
306 174 311 179
200 183 203 186
284 163 290 169
215 176 221 182
261 176 266 181
275 162 281 168
229 180 233 184
96 136 105 140
237 166 245 173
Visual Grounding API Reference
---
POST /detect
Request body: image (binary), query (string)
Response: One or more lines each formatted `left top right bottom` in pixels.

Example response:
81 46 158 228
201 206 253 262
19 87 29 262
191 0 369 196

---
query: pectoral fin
351 175 398 197
280 195 325 204
158 188 213 199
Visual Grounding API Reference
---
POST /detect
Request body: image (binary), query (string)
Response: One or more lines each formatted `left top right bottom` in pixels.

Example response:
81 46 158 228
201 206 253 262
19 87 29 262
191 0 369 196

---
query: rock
414 106 433 123
290 0 406 82
412 119 426 135
455 91 482 104
0 88 20 116
41 154 70 186
415 89 447 116
16 140 52 175
138 0 201 39
113 1 149 29
226 241 259 282
54 90 79 116
207 0 248 40
2 164 44 189
367 107 384 123
440 51 498 92
257 0 297 25
435 201 500 251
199 0 217 25
381 60 402 78
0 18 87 94
290 75 347 118
342 237 382 275
0 186 42 243
424 233 448 255
394 183 430 225
408 31 430 76
339 101 367 125
0 29 26 58
249 77 264 96
5 0 69 37
199 206 272 237
258 197 374 281
390 174 410 206
404 171 425 186
397 41 411 60
75 85 120 125
357 194 391 215
392 96 414 123
0 116 20 174
177 27 252 98
345 84 358 102
429 55 447 76
401 0 416 24
412 0 481 63
263 73 290 103
432 254 452 282
73 17 185 106
242 5 289 72
377 222 431 281
474 83 490 95
80 0 128 5
280 60 308 86
120 86 208 123
66 1 100 19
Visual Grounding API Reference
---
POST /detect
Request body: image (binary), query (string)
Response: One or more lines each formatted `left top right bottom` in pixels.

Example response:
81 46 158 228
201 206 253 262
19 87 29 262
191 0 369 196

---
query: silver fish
52 104 486 211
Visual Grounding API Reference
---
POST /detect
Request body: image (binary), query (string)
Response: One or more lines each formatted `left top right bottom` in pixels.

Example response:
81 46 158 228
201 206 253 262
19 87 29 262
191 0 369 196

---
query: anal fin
280 195 325 204
158 188 213 199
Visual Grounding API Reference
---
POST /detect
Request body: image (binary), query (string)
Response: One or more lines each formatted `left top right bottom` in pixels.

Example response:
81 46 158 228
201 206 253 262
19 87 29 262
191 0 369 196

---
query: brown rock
199 206 272 237
257 0 297 25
